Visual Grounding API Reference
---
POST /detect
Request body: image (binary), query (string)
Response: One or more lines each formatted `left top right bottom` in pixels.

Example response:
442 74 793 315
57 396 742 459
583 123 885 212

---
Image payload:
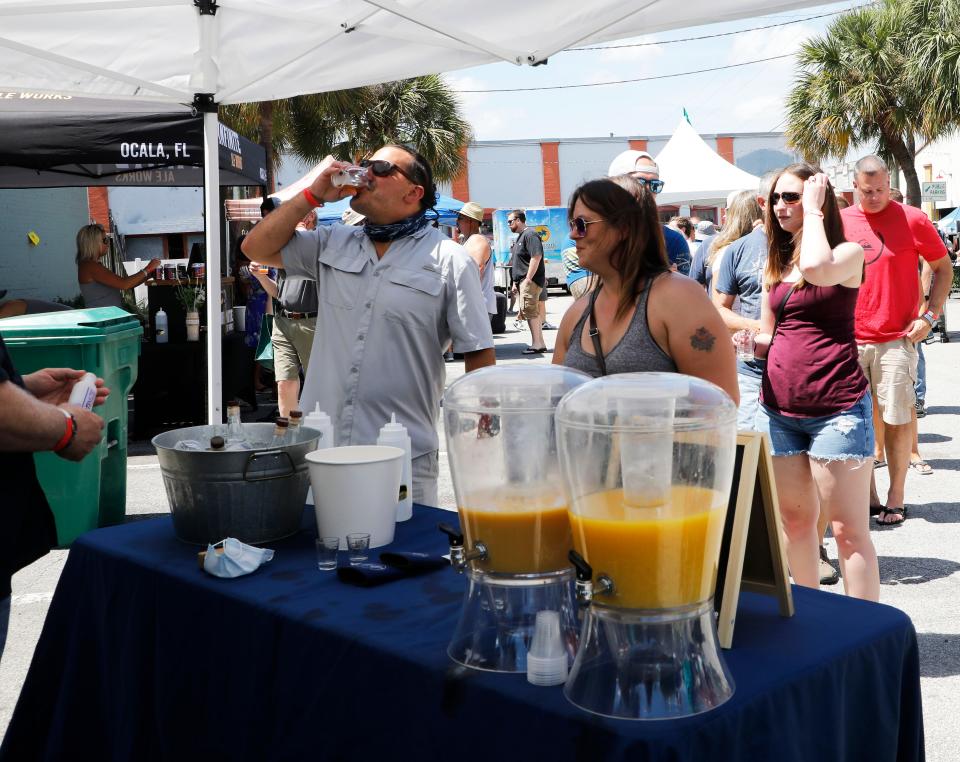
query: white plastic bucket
306 445 403 548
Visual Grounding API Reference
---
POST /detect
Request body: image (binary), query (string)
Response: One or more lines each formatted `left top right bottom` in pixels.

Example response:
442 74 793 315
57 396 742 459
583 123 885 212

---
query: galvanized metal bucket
153 423 321 545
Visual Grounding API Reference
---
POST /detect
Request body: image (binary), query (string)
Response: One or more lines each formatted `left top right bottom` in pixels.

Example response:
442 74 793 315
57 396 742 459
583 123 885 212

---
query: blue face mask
203 538 274 579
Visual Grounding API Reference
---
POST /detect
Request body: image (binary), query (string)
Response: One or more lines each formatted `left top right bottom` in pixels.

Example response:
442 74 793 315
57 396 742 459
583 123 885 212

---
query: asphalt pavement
2 293 959 758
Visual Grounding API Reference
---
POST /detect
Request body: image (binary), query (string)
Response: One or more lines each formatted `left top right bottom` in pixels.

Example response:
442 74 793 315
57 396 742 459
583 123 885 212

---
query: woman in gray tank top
76 223 160 308
553 177 738 403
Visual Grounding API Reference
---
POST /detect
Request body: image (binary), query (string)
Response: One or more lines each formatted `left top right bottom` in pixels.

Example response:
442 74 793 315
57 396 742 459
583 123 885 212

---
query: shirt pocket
382 268 443 333
318 248 366 309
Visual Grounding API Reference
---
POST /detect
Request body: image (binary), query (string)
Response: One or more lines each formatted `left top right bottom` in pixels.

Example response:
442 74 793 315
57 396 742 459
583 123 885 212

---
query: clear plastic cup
346 533 371 565
315 537 339 570
733 329 756 362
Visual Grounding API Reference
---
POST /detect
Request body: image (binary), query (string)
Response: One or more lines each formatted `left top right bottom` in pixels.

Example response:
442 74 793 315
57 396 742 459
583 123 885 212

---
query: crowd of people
2 141 955 659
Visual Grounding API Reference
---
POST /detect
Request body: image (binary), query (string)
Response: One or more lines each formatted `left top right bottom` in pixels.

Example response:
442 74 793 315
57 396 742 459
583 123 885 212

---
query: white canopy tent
655 119 762 206
0 0 823 423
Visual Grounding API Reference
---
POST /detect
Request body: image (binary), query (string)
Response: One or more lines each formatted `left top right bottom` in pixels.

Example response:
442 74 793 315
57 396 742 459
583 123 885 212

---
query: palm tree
221 76 471 193
904 0 960 139
784 2 926 206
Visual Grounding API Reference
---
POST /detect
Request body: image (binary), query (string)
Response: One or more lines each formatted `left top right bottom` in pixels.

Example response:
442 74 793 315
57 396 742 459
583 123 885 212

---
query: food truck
491 207 574 291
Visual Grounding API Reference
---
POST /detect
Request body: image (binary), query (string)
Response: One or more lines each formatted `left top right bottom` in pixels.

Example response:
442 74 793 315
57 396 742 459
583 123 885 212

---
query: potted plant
175 283 206 342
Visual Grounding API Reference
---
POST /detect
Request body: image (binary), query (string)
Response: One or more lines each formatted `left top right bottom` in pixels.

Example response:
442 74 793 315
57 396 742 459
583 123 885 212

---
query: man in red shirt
841 155 952 525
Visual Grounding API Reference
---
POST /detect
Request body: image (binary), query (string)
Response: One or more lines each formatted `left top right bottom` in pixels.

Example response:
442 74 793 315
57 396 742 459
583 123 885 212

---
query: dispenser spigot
569 549 615 604
438 523 487 573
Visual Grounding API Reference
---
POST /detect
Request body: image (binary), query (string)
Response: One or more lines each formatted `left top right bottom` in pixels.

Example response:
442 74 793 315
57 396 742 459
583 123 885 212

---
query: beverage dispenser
441 366 591 673
555 373 737 719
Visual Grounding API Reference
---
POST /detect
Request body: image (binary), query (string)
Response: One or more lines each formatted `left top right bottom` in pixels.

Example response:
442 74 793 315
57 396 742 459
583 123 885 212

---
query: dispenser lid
555 372 736 432
444 366 592 414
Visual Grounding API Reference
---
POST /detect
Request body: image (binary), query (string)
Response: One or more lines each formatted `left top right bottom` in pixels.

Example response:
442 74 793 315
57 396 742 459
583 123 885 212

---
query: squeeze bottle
377 413 413 521
155 308 169 344
67 372 97 410
304 403 334 506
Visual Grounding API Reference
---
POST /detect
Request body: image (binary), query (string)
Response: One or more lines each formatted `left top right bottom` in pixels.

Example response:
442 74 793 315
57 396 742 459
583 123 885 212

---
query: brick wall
451 145 470 201
541 141 561 206
716 136 735 164
87 187 110 230
628 139 649 152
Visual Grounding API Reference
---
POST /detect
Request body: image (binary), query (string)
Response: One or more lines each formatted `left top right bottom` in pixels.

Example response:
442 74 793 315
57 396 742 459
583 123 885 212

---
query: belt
278 309 318 320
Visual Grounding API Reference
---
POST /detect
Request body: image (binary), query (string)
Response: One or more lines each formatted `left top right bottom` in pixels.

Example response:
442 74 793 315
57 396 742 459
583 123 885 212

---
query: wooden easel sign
714 430 794 649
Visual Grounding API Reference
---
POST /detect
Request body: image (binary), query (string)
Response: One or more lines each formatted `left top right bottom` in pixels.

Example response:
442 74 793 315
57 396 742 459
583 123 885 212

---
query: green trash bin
0 307 143 545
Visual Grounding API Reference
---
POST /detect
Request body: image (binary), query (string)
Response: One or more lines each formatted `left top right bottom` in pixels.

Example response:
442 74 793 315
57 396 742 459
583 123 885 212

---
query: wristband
921 310 938 327
302 187 323 208
52 408 78 453
804 209 824 218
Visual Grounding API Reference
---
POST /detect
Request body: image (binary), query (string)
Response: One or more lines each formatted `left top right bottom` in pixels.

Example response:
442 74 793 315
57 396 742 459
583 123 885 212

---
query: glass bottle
226 401 244 443
288 410 303 443
269 417 290 448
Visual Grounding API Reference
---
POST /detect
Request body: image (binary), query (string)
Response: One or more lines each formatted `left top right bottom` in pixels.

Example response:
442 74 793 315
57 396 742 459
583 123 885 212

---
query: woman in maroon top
754 164 879 601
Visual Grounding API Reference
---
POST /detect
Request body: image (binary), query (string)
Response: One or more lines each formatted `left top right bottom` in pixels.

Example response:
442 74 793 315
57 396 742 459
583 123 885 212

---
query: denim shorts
756 391 874 461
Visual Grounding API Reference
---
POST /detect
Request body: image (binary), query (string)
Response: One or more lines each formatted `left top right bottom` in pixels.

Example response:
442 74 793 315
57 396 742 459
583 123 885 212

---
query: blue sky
442 1 861 141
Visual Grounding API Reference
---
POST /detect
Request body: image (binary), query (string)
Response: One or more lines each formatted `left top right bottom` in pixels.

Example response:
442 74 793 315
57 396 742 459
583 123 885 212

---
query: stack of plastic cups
526 611 569 686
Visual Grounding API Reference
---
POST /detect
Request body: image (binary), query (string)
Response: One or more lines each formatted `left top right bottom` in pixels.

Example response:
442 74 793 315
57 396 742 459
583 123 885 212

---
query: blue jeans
756 391 875 461
915 342 926 403
737 372 762 431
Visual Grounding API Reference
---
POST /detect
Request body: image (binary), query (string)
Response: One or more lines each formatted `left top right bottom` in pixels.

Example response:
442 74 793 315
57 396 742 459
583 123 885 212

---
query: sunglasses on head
630 175 665 194
568 216 605 237
358 158 418 185
771 191 802 205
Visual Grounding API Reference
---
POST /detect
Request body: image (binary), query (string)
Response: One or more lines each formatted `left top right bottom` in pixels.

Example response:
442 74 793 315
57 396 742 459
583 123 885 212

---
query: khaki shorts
517 280 541 321
271 314 316 381
857 338 918 426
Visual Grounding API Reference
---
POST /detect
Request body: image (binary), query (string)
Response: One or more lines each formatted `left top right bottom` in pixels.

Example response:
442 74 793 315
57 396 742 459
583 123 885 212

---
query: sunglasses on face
358 158 418 185
101 237 110 244
630 175 665 194
507 218 518 224
771 191 802 205
568 216 605 237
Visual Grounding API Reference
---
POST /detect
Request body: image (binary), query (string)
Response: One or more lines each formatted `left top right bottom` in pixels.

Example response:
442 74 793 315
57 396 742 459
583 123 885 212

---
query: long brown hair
763 162 846 290
568 177 669 319
708 190 761 267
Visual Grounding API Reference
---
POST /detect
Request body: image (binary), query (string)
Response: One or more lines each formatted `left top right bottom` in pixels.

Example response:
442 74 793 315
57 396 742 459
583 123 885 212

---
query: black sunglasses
359 158 419 185
568 216 605 237
631 176 665 194
771 191 802 205
101 236 110 244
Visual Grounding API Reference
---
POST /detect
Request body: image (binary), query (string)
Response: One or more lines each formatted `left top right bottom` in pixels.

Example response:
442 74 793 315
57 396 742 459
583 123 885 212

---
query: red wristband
52 408 76 453
302 187 322 208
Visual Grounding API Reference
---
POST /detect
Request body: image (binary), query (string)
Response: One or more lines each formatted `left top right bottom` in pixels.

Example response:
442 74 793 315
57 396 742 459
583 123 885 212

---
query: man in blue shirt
711 171 776 431
607 150 690 275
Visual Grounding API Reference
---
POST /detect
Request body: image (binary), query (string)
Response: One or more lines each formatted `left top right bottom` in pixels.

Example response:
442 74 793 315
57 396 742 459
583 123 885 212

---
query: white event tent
655 119 762 206
0 0 824 423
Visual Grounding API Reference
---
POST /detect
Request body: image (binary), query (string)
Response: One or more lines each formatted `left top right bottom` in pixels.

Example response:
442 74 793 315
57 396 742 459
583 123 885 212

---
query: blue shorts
756 391 874 461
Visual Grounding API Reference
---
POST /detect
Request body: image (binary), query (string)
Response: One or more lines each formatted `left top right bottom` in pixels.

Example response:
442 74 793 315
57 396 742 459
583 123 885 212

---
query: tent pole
202 110 223 426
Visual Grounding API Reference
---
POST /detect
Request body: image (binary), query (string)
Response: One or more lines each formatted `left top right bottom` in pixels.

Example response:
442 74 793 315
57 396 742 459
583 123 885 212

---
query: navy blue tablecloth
1 506 923 761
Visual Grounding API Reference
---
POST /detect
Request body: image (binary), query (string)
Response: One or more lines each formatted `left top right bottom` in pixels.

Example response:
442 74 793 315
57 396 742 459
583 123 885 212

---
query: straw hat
458 201 484 223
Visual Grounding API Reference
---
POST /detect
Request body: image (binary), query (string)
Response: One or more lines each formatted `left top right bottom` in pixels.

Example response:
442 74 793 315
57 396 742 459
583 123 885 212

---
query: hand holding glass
733 329 756 361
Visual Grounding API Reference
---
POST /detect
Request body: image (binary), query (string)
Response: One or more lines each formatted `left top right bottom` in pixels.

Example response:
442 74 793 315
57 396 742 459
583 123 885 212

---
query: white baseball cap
607 149 658 178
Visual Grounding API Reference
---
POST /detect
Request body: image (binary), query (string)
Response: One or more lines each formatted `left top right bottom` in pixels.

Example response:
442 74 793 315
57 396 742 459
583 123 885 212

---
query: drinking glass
346 533 371 565
315 537 339 570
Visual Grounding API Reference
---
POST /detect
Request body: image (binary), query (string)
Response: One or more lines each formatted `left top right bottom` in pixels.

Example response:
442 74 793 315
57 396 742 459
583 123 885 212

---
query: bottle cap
304 403 332 427
526 610 568 686
274 417 289 429
379 412 407 435
209 436 225 450
289 410 303 421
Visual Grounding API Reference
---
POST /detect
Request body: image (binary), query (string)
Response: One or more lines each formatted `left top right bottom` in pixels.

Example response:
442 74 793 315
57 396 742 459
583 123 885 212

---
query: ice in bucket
306 445 403 549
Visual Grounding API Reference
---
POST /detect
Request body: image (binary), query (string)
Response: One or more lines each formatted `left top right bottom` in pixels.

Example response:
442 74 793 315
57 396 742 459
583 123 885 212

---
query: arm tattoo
690 327 716 352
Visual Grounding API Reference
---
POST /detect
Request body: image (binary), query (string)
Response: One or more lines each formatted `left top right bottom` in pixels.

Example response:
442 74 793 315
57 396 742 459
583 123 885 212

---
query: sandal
875 505 907 527
521 346 547 355
910 460 933 476
870 503 885 517
873 459 886 469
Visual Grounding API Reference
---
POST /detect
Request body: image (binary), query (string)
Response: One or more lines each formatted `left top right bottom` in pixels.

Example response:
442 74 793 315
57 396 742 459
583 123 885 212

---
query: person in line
507 210 548 353
235 232 276 394
560 244 592 300
76 224 159 308
607 150 691 275
0 339 107 658
242 145 495 505
670 216 698 256
694 190 760 296
270 207 320 417
752 164 878 600
456 201 497 329
841 155 952 526
552 177 738 403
